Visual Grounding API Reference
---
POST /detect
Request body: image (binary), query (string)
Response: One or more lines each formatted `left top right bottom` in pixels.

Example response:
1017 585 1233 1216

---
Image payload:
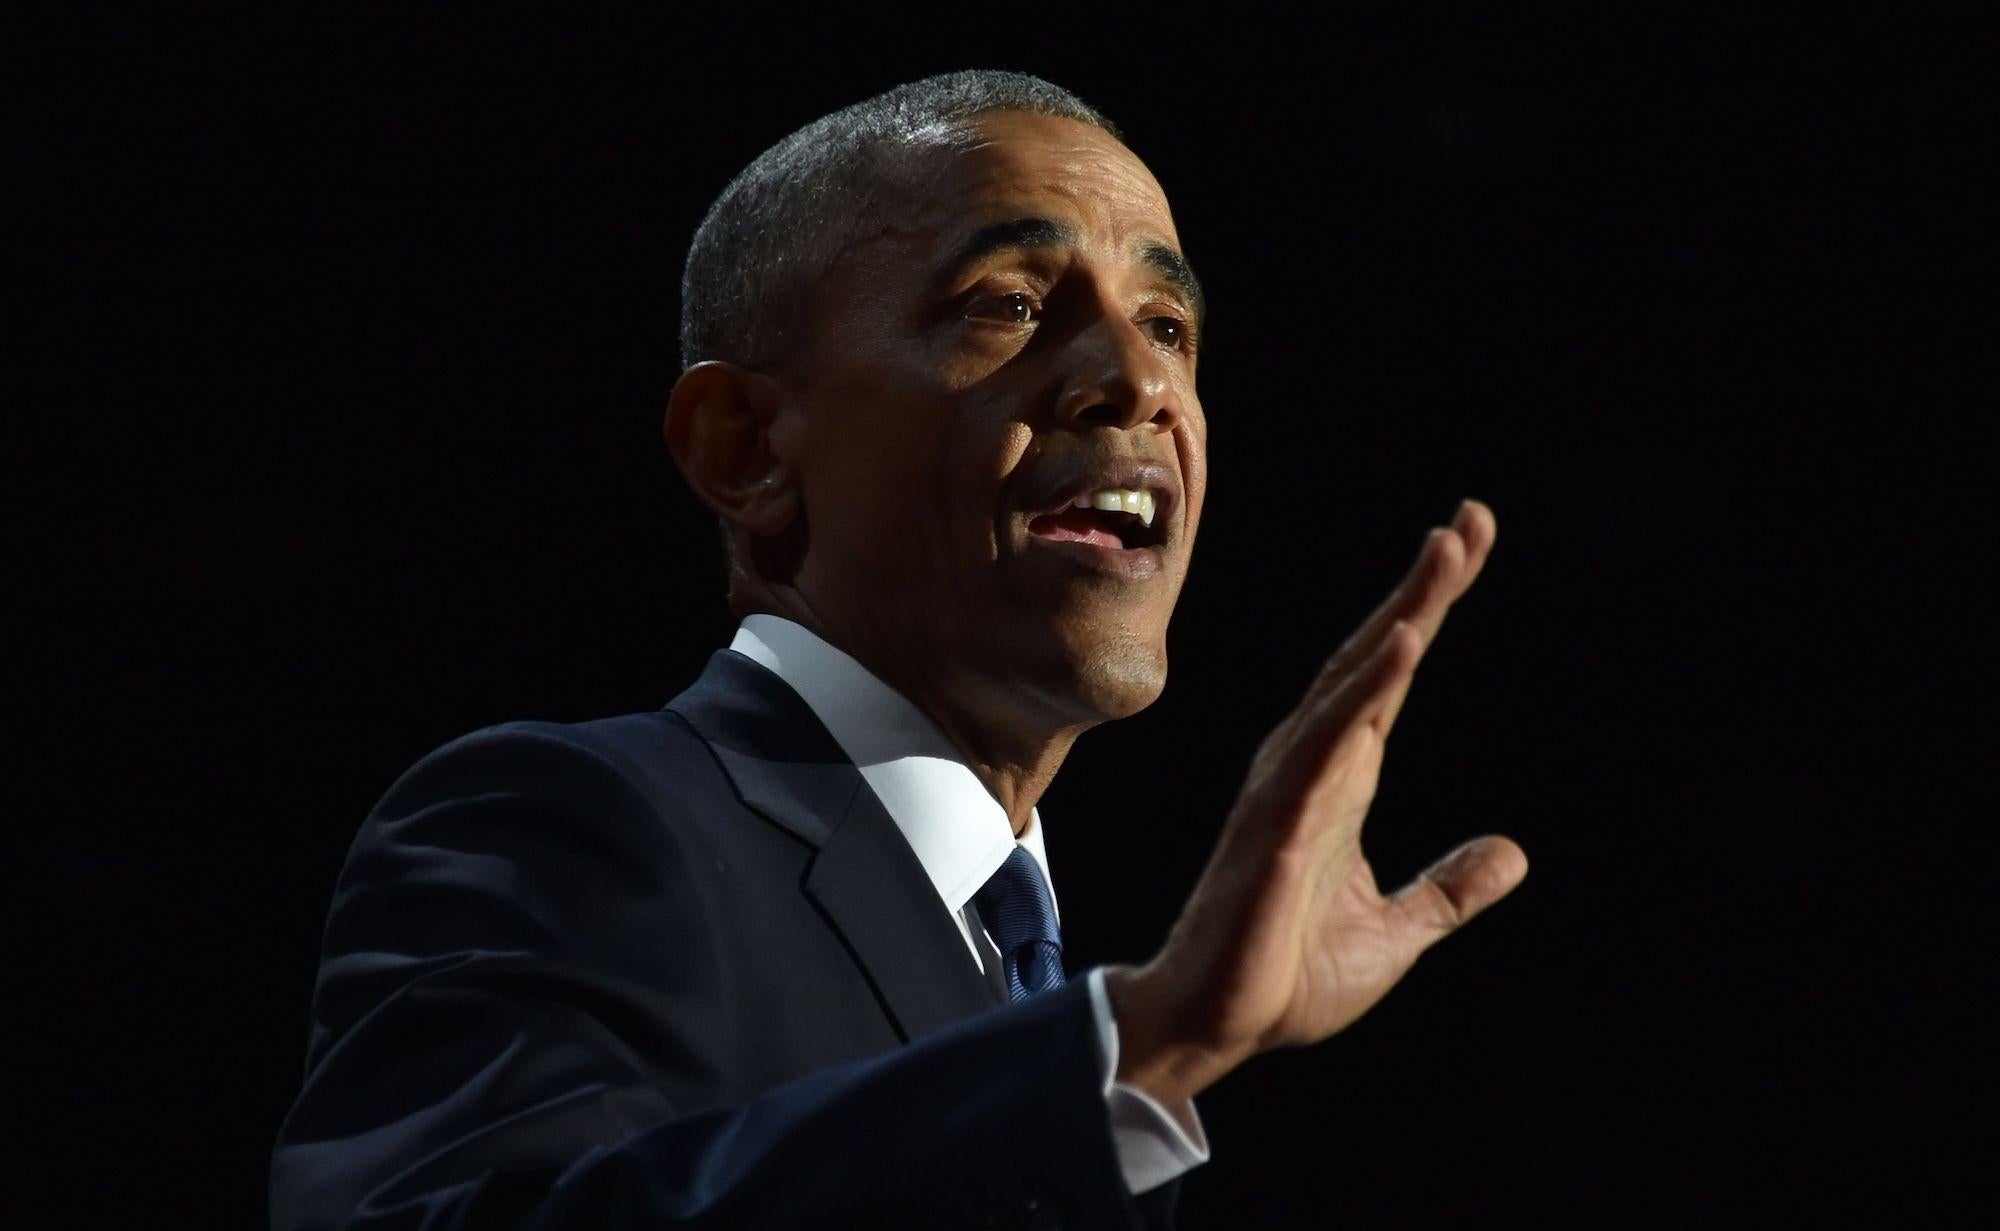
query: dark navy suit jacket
271 648 1181 1229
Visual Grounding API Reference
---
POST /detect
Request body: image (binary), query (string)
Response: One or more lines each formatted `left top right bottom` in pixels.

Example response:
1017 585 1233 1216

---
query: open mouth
1026 488 1167 552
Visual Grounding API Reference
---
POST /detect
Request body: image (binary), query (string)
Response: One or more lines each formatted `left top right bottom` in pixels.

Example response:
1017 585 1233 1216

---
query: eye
1144 314 1194 351
969 290 1039 325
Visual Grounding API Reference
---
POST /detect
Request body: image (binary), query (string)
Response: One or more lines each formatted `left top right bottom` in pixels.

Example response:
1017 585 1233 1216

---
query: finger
1273 620 1422 808
1436 497 1497 623
1373 502 1496 736
1315 568 1455 766
1402 498 1495 649
1383 835 1529 961
1317 500 1496 694
1313 529 1454 692
1269 501 1497 812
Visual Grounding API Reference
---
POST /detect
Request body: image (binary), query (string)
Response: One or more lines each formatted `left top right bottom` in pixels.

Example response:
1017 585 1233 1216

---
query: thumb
1384 835 1529 958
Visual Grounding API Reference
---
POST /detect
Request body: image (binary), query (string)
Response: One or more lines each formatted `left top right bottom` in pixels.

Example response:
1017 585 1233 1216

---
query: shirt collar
727 614 1055 922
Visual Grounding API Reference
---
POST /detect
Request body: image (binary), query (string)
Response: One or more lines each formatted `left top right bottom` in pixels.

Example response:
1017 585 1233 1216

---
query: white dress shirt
728 614 1210 1195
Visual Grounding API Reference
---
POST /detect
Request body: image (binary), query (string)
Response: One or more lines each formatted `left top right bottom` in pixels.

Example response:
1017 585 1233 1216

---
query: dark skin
664 110 1527 1112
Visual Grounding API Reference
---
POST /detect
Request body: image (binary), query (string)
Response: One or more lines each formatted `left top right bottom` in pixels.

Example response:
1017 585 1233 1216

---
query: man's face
778 110 1207 729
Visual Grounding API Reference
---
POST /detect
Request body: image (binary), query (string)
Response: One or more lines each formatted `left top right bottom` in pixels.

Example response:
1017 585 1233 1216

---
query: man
271 70 1526 1229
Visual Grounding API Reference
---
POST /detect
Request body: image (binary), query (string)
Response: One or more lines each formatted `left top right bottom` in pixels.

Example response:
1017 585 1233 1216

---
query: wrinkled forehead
870 111 1182 265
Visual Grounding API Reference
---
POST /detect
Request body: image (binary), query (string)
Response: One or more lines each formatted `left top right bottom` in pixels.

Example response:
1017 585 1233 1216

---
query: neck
739 591 1092 834
932 710 1080 838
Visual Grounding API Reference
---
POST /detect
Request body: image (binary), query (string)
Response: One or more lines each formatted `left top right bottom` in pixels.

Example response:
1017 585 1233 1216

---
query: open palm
1109 500 1527 1101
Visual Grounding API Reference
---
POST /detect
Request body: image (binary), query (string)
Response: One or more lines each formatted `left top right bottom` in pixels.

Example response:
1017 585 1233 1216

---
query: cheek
803 406 934 556
942 416 1035 562
1177 402 1210 532
807 409 1000 579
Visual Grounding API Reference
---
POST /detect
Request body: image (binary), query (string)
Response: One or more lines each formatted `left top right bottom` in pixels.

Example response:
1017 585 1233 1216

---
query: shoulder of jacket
364 708 716 828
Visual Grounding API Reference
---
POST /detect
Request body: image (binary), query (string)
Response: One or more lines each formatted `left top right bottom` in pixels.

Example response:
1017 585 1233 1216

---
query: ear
662 361 799 537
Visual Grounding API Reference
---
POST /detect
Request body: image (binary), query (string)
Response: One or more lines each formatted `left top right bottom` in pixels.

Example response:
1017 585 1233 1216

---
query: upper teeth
1071 487 1157 528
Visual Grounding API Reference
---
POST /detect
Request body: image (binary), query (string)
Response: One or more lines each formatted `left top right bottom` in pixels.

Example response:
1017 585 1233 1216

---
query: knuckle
1416 872 1465 931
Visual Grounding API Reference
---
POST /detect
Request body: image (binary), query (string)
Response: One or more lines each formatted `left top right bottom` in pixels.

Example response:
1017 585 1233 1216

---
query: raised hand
1104 499 1528 1106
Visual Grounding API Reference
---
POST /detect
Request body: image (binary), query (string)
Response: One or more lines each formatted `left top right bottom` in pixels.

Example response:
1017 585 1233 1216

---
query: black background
23 7 1984 1225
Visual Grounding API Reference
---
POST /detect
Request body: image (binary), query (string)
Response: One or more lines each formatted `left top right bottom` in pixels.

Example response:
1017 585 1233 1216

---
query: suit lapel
801 786 1004 1039
668 649 1002 1042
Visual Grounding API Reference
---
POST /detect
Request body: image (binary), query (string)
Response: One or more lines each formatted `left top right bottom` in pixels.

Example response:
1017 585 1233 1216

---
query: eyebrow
939 216 1080 277
1139 239 1207 333
939 215 1208 330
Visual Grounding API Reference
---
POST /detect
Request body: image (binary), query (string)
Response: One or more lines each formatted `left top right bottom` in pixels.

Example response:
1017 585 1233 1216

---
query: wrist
1101 963 1248 1107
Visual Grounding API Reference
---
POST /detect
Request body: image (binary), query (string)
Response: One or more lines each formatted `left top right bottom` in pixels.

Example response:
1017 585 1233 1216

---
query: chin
1046 623 1169 722
970 604 1173 729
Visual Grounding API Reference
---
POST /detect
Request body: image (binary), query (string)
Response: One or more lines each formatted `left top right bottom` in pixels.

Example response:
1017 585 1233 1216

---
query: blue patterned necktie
972 845 1066 1001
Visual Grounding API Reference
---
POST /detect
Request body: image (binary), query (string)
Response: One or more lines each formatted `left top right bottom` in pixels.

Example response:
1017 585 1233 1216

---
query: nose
1052 316 1183 435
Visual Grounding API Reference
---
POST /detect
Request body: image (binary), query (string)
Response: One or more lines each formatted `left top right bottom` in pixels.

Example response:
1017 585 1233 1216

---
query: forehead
892 111 1181 256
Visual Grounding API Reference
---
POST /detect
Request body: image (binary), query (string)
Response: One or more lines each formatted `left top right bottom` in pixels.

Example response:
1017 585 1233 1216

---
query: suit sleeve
270 725 1158 1230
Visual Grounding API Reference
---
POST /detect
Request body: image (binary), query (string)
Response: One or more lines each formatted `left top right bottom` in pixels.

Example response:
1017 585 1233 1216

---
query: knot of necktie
971 845 1066 1002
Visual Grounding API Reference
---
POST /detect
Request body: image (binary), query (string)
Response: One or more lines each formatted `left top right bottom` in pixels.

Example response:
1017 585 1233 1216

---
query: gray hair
678 69 1120 374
